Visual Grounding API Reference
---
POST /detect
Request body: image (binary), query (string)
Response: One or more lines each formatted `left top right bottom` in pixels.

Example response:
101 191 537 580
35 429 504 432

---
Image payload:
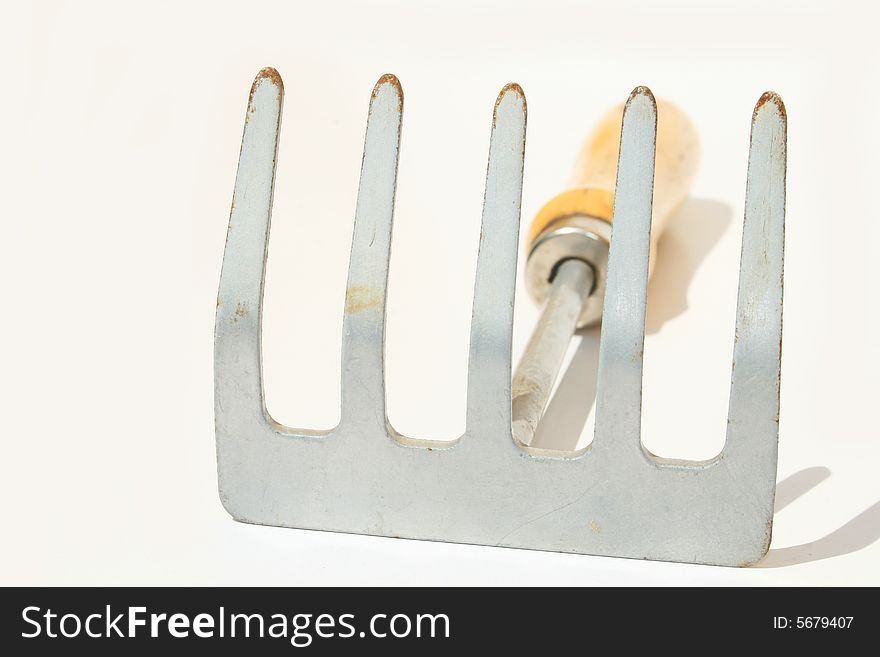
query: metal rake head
215 68 786 566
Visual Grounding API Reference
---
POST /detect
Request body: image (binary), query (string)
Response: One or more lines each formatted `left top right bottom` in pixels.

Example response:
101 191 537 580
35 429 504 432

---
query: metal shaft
513 258 594 446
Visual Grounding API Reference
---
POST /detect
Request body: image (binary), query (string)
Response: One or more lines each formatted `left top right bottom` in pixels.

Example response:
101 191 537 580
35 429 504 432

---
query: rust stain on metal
251 67 283 100
754 91 786 122
345 286 381 314
372 74 403 113
246 68 283 123
774 330 783 423
741 520 774 567
629 85 654 103
233 302 249 322
762 519 773 555
492 82 525 128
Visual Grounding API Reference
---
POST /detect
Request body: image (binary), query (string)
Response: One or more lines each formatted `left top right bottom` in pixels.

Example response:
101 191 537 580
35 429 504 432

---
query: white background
2 0 878 584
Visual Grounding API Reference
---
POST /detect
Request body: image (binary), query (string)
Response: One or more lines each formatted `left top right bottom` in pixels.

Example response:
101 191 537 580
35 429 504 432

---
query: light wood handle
528 99 699 269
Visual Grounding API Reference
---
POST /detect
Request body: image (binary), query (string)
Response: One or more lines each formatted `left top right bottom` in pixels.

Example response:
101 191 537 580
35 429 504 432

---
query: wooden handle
528 99 699 269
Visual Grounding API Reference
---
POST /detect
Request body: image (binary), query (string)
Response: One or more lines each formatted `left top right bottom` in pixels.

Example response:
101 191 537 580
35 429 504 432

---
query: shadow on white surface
531 198 732 451
644 199 733 334
760 467 880 568
773 466 831 513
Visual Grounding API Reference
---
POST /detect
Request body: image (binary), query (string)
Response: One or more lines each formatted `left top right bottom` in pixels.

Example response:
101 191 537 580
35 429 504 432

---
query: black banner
1 587 873 652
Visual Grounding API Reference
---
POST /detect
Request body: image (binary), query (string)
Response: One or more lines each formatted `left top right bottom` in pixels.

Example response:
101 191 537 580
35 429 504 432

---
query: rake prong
465 84 527 440
593 87 657 461
215 68 284 424
724 93 786 466
340 75 403 431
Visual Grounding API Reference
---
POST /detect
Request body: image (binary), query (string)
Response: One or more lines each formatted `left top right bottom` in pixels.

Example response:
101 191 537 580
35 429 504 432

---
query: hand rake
214 68 786 566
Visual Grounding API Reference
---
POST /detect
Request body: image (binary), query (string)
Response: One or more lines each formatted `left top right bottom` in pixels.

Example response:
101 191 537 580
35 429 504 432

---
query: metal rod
513 258 594 446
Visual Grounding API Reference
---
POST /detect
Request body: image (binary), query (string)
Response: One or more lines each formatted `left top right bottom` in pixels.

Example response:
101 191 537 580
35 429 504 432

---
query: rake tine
724 93 787 466
465 84 527 440
215 68 284 426
593 87 657 461
339 75 404 432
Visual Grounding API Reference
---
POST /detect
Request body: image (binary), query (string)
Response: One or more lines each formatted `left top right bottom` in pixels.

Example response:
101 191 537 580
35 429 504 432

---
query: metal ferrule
524 214 611 329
